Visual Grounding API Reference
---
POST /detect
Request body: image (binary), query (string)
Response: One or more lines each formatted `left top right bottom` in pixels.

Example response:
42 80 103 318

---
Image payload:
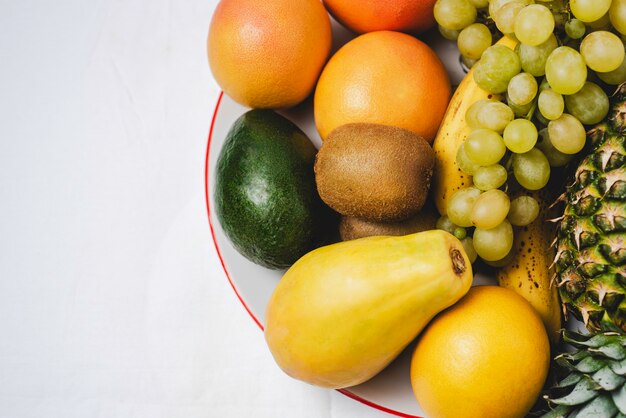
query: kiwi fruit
314 123 435 222
339 202 438 241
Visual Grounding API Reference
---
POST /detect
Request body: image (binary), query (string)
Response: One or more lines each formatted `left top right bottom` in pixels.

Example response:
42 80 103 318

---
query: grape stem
525 100 538 121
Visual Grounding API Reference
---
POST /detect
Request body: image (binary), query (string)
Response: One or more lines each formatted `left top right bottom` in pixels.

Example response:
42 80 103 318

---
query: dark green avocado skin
214 109 332 269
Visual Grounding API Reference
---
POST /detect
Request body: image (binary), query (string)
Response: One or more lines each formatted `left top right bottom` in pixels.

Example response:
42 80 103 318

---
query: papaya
264 229 473 389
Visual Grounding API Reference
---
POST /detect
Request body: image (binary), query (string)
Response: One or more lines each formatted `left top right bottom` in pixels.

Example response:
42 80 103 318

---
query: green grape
598 56 626 85
512 148 551 190
465 129 507 166
456 142 481 175
436 215 458 234
508 195 540 226
514 4 555 46
434 0 477 30
473 63 508 94
552 7 569 28
545 46 587 95
461 237 478 264
586 12 611 31
535 129 574 167
473 220 514 261
503 118 538 153
473 45 521 93
473 164 508 190
507 72 538 106
447 187 482 227
565 19 586 39
489 0 515 18
564 82 609 125
471 189 511 229
517 34 558 76
494 0 531 35
507 93 534 117
483 248 516 267
469 0 489 7
457 23 493 59
570 0 611 23
461 55 479 70
465 99 492 129
476 100 515 133
453 227 468 240
438 25 461 40
547 113 586 154
537 88 564 121
580 31 626 73
610 0 626 35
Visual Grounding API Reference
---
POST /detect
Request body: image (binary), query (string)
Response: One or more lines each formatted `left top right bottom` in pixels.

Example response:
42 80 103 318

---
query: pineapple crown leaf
610 359 626 375
548 376 600 406
556 373 584 389
588 343 626 361
592 366 625 391
573 355 604 374
563 330 623 348
543 332 626 418
540 403 573 418
613 385 626 414
576 394 618 417
542 396 625 418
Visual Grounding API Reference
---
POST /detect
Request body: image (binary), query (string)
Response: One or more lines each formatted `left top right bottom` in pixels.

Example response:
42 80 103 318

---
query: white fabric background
0 1 397 417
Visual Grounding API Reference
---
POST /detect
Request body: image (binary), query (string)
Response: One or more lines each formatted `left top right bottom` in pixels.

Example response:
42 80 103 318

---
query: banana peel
496 190 562 346
432 36 517 216
431 35 562 345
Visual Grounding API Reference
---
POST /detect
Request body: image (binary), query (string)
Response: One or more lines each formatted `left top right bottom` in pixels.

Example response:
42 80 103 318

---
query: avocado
214 109 333 269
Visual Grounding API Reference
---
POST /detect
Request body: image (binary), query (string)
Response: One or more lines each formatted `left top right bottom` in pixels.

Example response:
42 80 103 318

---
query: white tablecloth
0 1 396 417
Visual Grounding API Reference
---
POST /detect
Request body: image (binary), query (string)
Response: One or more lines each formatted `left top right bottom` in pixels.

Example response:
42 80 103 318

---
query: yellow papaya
264 230 473 389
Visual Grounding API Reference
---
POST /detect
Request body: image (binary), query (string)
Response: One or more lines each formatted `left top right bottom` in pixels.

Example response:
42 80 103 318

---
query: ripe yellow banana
432 36 517 215
496 191 562 345
431 35 561 344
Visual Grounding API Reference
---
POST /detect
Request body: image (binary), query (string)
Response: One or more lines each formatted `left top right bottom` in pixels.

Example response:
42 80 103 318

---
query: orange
323 0 437 34
314 31 450 143
207 0 332 109
410 286 550 418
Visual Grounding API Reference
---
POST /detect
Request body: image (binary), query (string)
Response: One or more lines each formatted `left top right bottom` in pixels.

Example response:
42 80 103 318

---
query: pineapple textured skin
556 84 626 333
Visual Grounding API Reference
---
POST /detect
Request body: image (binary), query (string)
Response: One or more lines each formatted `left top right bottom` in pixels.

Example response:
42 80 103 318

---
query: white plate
205 22 492 418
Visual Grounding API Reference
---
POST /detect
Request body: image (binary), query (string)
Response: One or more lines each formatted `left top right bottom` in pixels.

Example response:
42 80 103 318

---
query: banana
496 190 562 345
431 35 562 344
432 36 517 215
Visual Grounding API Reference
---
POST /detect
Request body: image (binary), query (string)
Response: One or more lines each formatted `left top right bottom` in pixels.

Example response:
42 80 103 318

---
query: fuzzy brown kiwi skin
339 204 438 241
314 123 436 222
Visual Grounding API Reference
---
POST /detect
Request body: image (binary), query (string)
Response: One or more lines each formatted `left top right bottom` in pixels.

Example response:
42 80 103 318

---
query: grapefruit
208 0 332 109
314 31 451 143
323 0 437 34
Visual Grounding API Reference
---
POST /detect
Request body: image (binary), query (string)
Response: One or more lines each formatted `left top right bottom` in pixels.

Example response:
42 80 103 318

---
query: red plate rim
204 90 423 418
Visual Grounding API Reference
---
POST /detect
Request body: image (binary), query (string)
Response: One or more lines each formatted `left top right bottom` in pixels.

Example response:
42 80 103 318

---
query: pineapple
542 331 626 418
555 83 626 333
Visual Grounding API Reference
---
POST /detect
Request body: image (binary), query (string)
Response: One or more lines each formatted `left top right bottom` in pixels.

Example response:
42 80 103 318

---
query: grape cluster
434 0 626 265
